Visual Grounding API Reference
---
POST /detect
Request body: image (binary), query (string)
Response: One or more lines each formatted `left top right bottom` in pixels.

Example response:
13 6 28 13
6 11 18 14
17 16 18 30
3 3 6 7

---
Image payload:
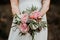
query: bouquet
12 6 47 40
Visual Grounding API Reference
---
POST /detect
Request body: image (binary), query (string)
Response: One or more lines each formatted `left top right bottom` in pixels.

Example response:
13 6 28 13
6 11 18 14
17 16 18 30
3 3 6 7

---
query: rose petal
18 23 29 33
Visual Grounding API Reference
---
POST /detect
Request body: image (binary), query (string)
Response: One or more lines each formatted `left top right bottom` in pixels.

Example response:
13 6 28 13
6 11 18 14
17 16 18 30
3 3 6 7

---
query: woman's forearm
40 0 50 17
10 0 20 15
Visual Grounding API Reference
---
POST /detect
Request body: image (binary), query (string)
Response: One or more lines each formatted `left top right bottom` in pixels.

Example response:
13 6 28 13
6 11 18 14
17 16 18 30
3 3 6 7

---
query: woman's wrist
39 9 47 17
12 10 20 17
40 12 44 17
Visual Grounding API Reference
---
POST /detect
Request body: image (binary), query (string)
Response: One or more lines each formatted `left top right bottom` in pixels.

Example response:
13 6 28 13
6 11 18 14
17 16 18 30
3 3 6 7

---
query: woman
8 0 50 40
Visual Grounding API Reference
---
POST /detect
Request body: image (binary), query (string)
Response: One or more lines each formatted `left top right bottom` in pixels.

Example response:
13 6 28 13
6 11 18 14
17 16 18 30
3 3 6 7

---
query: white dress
8 0 48 40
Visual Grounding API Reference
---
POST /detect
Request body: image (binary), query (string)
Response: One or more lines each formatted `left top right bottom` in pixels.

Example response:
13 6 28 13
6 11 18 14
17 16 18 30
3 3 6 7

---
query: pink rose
21 13 28 23
18 23 29 33
29 11 41 19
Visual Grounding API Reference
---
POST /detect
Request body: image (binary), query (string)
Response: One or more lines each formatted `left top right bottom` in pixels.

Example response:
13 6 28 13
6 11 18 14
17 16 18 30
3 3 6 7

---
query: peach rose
29 11 41 19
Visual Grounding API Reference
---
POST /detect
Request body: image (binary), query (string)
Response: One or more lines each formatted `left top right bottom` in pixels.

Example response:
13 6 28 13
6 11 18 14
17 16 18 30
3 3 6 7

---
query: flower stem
32 31 35 40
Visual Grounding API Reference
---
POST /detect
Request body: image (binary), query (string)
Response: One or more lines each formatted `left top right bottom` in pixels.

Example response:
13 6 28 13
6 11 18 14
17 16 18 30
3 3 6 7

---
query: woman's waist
19 1 42 5
19 1 42 12
19 0 42 4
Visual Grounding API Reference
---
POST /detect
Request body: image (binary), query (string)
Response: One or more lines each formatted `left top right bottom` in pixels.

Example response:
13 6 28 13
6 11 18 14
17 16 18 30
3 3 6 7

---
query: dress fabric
8 0 48 40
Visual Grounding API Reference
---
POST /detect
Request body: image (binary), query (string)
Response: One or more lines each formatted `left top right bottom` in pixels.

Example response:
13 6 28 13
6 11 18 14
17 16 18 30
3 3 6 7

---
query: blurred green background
0 0 60 40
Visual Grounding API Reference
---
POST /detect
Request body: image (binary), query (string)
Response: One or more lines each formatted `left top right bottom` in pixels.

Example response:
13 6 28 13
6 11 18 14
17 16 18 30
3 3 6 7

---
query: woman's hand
11 5 20 16
10 0 20 16
40 0 50 17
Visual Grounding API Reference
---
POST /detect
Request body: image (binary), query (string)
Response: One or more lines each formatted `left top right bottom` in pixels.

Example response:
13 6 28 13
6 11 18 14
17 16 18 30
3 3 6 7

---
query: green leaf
31 5 37 11
29 23 33 28
39 21 47 28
